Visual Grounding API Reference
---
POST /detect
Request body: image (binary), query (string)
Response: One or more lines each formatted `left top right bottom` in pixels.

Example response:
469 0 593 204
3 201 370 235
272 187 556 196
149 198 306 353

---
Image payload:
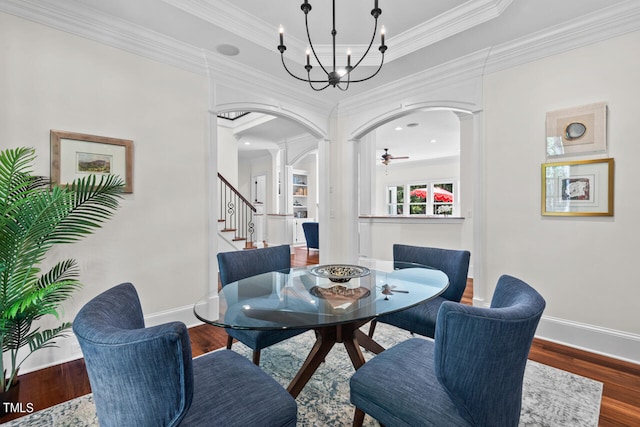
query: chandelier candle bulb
278 0 386 90
381 26 385 45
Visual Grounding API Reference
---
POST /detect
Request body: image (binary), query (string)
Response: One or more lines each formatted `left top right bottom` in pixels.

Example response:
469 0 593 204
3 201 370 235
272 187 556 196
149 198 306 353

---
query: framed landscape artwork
545 102 607 157
541 158 613 216
50 130 134 193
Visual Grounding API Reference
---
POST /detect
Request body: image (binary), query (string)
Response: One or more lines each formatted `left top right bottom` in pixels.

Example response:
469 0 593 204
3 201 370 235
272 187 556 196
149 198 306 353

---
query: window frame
386 180 457 216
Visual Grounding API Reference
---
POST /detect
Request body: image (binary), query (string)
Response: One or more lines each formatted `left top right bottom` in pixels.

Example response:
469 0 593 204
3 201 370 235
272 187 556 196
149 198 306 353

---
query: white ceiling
74 0 625 101
9 0 629 161
374 110 464 164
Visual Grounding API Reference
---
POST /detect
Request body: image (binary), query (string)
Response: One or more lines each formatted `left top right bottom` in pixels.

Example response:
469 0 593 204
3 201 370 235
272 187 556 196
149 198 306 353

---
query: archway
214 105 327 255
350 105 477 282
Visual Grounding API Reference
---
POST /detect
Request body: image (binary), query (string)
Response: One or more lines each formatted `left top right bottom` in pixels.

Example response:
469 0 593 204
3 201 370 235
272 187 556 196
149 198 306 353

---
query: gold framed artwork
546 102 607 157
541 158 613 216
50 130 134 193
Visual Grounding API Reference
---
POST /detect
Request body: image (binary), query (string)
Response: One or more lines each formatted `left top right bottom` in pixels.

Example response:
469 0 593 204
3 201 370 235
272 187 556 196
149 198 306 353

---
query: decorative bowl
309 264 371 283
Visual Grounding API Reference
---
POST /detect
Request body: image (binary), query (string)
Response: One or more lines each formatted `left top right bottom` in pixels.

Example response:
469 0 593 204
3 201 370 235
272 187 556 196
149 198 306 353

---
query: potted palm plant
0 146 124 398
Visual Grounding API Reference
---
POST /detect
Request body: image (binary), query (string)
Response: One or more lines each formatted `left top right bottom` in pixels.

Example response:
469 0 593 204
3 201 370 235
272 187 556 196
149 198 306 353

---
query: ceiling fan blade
380 149 409 164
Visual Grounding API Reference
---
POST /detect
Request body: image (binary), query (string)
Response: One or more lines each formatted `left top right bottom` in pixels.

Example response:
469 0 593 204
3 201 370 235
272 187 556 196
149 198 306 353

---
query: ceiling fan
381 148 409 165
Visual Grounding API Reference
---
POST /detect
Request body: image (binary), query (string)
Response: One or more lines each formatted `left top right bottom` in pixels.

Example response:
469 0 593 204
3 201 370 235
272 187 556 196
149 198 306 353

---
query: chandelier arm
347 19 379 73
305 13 331 76
336 71 351 91
278 1 386 90
280 55 332 84
347 54 385 83
309 80 331 91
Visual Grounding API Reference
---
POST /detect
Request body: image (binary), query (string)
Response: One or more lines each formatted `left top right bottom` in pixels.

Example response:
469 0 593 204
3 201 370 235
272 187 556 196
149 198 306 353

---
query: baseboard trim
472 297 639 364
22 298 639 375
20 302 212 376
145 299 215 329
536 315 640 365
132 303 640 366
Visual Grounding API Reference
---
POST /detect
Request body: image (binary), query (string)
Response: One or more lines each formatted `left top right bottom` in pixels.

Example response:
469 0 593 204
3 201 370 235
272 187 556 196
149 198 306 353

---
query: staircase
218 173 258 250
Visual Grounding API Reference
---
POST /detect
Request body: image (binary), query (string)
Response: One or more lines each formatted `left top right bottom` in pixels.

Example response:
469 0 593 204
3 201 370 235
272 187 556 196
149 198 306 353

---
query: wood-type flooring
3 247 638 426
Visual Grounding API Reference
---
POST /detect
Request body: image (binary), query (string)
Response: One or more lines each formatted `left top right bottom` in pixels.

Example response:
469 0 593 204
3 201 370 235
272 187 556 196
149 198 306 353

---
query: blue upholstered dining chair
217 244 308 365
73 282 297 427
301 222 319 253
368 244 470 339
350 274 546 427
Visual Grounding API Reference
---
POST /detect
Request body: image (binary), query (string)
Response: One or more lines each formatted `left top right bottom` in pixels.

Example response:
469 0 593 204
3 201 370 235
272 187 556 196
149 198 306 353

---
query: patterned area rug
2 324 602 426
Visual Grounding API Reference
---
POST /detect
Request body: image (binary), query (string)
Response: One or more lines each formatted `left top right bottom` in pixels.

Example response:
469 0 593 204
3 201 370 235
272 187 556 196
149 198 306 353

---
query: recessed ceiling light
430 139 437 143
216 44 240 56
395 127 403 131
406 123 419 127
244 141 251 145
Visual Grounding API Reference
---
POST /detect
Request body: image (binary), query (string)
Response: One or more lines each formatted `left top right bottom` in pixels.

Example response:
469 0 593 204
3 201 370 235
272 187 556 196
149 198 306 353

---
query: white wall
0 13 210 371
3 7 639 373
483 31 640 361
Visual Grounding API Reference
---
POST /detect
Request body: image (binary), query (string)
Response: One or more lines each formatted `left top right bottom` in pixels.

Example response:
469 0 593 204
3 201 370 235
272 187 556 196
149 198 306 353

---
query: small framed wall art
50 130 134 193
546 102 607 157
541 158 613 216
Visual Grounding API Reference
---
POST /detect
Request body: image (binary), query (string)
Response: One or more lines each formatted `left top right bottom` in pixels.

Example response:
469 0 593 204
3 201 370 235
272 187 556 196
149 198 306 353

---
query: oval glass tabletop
194 262 449 330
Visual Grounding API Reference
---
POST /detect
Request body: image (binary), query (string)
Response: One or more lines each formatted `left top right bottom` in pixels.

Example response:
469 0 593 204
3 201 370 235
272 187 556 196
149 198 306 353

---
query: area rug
2 324 602 426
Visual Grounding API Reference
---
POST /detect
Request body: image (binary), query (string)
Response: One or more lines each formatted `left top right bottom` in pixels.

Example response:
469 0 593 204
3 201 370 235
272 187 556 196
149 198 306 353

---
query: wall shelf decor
545 102 607 157
541 158 614 216
50 130 134 193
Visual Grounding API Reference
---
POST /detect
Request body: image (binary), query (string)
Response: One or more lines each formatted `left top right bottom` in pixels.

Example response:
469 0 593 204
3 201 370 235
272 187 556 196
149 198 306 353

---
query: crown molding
203 51 334 114
340 0 640 114
389 0 512 62
3 0 639 118
162 0 283 53
483 0 640 75
338 49 490 115
0 0 331 113
162 0 512 67
0 0 206 75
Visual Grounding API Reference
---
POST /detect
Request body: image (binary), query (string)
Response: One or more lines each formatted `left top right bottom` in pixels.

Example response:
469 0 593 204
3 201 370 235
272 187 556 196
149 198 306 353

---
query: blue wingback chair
301 222 319 254
73 282 297 427
368 244 470 339
351 275 546 427
217 244 308 365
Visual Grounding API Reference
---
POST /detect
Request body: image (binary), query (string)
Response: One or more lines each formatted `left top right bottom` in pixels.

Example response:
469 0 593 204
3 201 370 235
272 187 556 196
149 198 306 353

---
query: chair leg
252 350 261 365
368 319 378 338
353 408 365 427
226 335 233 350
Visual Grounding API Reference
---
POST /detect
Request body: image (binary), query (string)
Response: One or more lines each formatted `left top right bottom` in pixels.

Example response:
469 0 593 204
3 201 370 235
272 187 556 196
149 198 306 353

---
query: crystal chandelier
277 0 387 91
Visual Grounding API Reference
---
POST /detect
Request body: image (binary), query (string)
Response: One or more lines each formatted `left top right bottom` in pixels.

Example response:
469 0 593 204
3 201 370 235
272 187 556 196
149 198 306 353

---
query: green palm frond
2 323 73 390
26 323 73 353
0 146 123 390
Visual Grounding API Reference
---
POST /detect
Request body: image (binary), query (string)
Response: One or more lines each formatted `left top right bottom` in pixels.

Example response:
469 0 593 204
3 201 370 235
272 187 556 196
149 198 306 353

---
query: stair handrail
218 173 256 248
218 173 257 213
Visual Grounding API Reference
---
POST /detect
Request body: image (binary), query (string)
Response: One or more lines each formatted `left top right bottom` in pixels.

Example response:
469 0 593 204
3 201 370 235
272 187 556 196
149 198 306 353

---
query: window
409 184 427 214
386 181 456 216
387 185 404 215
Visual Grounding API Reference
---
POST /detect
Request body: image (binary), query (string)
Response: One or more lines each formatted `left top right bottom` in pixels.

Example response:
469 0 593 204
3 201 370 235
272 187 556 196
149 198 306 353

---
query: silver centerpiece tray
309 264 371 283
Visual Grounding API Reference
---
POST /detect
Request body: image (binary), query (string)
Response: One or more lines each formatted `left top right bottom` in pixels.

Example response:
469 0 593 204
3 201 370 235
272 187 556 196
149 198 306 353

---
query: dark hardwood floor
3 246 638 426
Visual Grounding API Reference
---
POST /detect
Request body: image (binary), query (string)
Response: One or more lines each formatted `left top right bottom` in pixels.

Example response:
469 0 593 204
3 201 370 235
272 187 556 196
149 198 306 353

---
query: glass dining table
194 262 449 397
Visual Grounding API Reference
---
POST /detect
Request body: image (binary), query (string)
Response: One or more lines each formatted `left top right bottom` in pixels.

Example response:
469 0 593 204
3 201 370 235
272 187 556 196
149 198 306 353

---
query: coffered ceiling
2 0 638 161
8 0 630 101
